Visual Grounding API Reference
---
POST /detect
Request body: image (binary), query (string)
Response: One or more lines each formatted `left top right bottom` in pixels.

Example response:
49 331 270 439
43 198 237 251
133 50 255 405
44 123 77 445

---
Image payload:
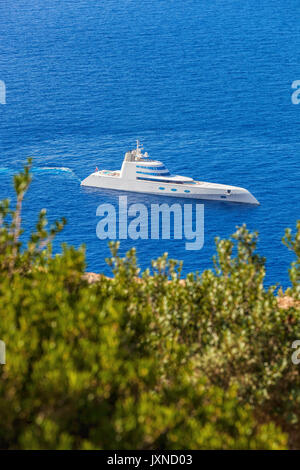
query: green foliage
105 227 300 448
0 159 66 276
1 162 300 449
283 221 300 299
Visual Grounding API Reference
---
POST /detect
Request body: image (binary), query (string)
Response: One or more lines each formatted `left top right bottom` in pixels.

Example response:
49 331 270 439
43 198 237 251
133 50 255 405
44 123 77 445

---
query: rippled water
0 0 299 287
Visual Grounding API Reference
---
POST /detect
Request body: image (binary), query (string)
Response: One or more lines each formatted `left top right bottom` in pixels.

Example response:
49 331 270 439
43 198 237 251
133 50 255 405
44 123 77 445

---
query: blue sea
0 0 299 288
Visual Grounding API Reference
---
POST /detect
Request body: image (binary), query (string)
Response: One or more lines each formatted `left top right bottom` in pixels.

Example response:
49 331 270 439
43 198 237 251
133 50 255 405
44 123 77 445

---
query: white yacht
81 141 259 205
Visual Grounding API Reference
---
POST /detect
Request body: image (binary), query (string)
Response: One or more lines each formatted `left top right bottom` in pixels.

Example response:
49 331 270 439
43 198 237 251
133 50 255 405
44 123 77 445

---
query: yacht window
137 177 183 184
136 171 171 176
136 165 168 171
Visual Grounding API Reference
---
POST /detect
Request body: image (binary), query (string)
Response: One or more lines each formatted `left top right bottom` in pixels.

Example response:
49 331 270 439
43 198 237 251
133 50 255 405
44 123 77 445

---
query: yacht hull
81 174 259 205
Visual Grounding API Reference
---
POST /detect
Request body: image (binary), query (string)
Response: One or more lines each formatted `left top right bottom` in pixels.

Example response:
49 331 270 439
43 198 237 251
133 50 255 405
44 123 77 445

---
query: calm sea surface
0 0 299 287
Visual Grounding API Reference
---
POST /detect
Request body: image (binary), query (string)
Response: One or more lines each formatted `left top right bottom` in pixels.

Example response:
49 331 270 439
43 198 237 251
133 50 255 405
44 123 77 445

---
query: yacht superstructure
81 141 259 205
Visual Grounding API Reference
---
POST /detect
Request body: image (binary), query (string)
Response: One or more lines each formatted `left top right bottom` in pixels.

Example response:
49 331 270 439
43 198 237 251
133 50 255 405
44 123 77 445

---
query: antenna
136 139 144 154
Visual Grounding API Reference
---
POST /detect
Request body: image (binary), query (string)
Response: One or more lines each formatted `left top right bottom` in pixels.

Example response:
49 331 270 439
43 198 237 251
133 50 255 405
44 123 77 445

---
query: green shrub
283 221 300 299
104 226 300 448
